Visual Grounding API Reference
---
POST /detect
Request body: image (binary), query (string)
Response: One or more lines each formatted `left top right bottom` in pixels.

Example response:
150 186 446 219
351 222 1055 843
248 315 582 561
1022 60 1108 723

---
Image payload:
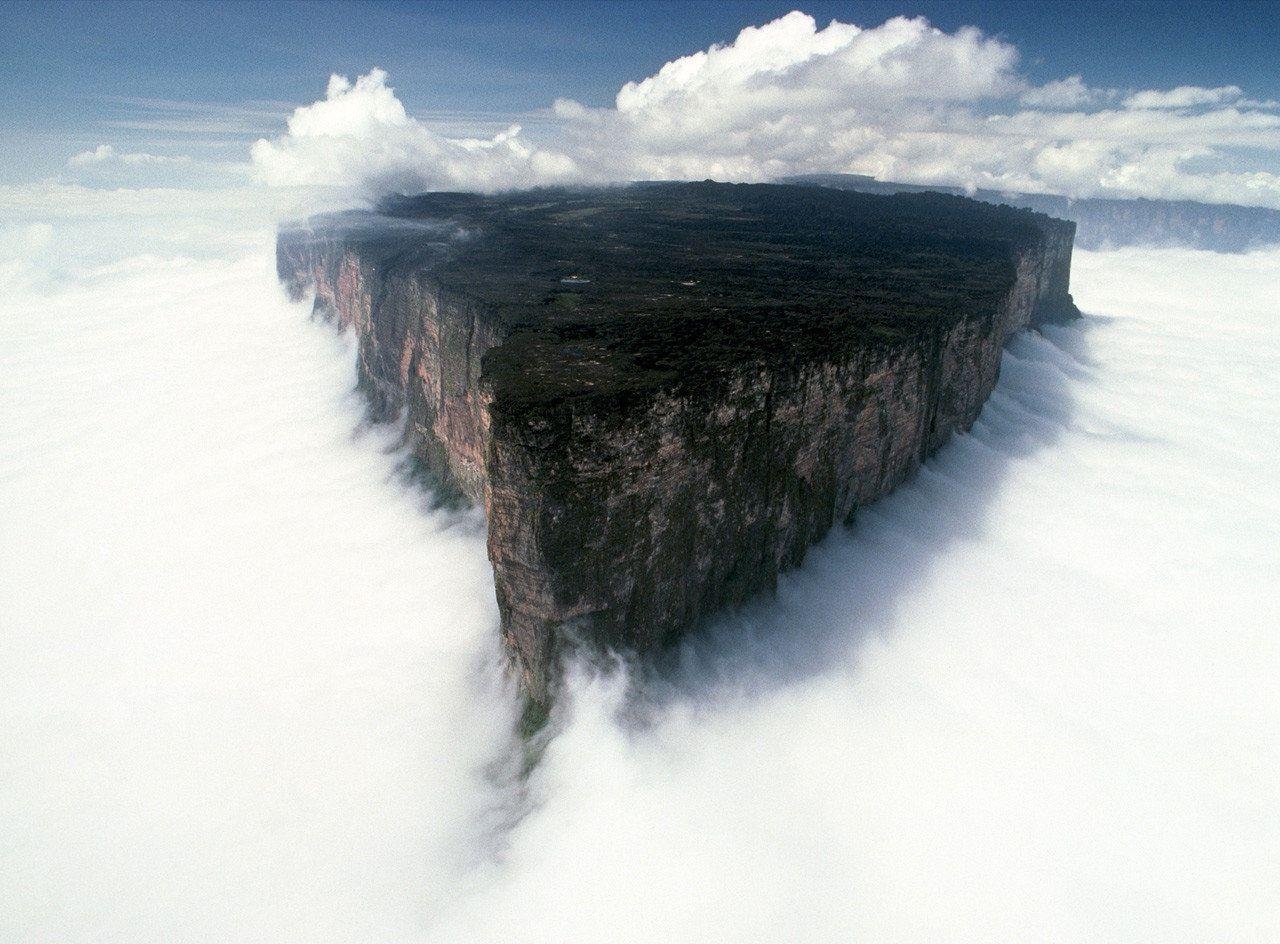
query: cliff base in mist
277 182 1078 703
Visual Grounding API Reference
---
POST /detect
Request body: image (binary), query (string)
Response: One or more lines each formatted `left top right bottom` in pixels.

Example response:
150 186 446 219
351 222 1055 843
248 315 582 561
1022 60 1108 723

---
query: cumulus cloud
250 12 1280 209
251 69 579 200
555 12 1024 183
550 12 1280 204
615 12 1020 112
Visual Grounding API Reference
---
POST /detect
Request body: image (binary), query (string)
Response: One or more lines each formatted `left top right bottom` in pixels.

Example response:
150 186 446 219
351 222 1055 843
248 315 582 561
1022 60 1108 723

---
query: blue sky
4 2 1278 149
6 1 1279 110
3 1 1279 205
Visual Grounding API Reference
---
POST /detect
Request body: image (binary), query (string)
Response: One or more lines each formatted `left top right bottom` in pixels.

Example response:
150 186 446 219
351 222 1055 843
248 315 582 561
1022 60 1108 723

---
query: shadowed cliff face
277 182 1078 703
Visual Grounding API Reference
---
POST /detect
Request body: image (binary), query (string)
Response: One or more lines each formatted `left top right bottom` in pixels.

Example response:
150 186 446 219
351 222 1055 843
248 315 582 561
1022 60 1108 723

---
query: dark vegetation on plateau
788 172 1280 251
332 182 1059 413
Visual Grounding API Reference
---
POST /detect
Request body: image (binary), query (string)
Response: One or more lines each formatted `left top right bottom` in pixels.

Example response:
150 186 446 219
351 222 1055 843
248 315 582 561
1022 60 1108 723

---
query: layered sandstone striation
278 182 1077 703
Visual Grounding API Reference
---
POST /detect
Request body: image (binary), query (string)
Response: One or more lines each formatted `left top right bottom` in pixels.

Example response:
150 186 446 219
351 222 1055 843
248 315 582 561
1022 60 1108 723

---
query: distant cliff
278 183 1077 704
788 173 1280 252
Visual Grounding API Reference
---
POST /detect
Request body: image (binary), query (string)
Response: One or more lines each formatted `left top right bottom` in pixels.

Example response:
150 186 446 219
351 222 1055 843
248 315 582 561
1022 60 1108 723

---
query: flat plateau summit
278 182 1078 704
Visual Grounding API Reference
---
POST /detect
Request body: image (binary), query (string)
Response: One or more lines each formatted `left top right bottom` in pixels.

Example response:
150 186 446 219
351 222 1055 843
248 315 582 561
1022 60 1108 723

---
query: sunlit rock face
277 182 1077 702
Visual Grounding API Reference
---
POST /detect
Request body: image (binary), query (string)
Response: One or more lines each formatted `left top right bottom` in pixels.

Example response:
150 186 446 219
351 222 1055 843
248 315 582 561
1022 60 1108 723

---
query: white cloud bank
2 189 1277 941
0 208 523 942
249 11 1280 209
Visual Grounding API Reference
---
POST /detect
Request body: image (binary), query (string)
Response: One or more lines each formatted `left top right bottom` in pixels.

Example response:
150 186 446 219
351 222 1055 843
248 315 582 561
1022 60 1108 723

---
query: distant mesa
278 182 1079 706
785 173 1280 252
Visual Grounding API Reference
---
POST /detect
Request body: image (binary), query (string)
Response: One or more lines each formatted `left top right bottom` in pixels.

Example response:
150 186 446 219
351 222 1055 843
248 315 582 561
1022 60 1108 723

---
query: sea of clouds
3 9 1279 943
3 179 1277 944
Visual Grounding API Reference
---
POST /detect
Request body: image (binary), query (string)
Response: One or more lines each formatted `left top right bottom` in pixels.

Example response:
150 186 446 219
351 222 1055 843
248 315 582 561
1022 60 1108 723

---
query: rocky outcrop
278 183 1077 703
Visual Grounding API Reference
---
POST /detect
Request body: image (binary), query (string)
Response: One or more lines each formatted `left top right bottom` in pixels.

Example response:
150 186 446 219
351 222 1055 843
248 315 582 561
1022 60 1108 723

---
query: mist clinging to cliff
0 208 522 942
424 244 1280 943
2 195 1278 943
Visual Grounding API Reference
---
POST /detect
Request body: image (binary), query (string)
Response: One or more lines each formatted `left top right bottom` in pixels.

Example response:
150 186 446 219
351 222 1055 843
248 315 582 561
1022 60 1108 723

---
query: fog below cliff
2 199 1277 942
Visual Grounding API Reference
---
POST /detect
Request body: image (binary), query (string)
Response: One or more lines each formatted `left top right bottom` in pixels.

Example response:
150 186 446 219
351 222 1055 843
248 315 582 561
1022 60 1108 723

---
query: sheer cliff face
279 233 499 503
278 184 1077 702
485 235 1073 697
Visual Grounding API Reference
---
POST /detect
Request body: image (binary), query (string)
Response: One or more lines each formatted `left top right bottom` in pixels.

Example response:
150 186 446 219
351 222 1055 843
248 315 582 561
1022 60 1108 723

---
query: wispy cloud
68 144 193 167
93 96 293 139
1123 84 1245 110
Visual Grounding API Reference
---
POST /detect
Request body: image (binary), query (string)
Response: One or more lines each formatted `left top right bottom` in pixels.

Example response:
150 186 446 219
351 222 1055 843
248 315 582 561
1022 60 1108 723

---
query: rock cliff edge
278 182 1077 703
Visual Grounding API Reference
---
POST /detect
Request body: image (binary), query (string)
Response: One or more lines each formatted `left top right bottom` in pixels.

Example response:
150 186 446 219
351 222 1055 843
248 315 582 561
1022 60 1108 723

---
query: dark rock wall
485 229 1074 697
278 215 1075 703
